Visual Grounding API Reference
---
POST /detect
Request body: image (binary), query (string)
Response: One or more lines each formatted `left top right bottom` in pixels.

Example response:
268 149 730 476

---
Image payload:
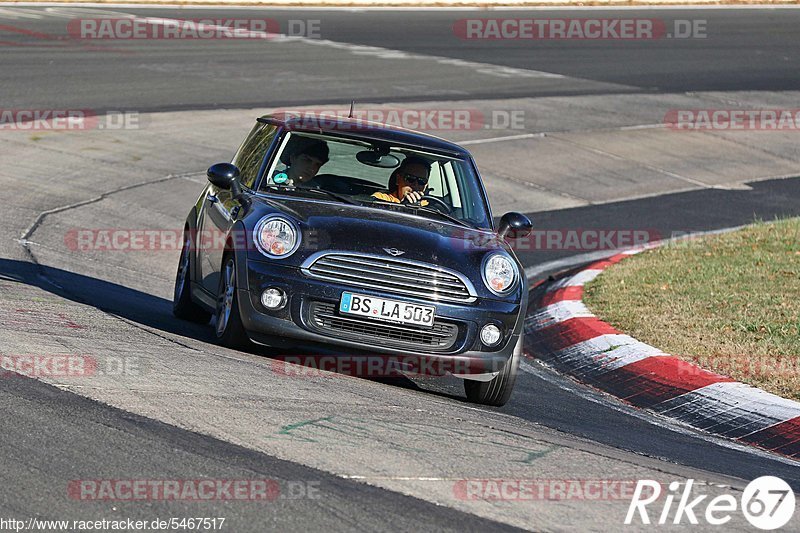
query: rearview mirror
498 212 533 240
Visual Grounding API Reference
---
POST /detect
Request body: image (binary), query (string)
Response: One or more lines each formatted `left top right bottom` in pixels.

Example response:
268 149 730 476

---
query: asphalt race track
4 7 800 111
1 5 799 531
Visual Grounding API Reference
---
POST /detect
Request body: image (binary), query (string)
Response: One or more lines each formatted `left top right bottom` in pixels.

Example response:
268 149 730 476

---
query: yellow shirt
371 191 428 206
372 191 400 203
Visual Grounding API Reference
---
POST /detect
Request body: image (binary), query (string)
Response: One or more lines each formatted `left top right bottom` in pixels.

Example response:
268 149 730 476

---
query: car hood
248 195 509 272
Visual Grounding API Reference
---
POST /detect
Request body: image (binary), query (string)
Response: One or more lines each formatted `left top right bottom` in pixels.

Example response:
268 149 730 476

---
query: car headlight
253 216 300 259
482 253 518 295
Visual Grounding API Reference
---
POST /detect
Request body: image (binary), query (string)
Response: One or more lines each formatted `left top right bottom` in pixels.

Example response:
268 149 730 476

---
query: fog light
261 288 286 310
480 324 502 347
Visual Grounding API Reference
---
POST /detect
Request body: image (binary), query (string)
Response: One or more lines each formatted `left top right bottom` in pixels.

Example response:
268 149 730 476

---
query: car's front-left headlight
253 215 300 259
482 253 518 295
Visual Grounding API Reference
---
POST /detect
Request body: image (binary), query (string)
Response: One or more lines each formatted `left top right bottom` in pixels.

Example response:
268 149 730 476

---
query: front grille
303 253 475 303
308 301 459 351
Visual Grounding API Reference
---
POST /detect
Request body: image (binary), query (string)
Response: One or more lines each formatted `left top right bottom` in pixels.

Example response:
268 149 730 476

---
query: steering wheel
420 195 452 214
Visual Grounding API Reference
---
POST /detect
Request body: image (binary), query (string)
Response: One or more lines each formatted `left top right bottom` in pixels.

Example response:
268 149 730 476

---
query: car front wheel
215 253 250 349
463 337 521 406
173 228 211 324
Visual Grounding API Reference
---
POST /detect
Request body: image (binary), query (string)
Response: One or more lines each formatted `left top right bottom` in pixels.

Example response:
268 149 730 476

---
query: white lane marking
460 132 545 146
461 124 667 146
300 38 564 79
0 7 135 19
43 7 135 18
110 15 564 80
550 133 717 190
618 123 669 131
5 3 800 11
339 476 453 481
17 172 200 245
181 173 209 185
135 16 279 39
0 7 43 19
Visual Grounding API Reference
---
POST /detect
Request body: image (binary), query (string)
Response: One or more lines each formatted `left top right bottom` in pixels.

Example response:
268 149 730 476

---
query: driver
372 156 430 206
273 138 329 188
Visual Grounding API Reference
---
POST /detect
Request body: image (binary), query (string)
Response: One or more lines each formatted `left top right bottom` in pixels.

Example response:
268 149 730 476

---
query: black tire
214 253 250 350
463 337 521 406
173 228 211 324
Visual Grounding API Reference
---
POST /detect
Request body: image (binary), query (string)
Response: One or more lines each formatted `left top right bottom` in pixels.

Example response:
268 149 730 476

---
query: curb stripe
525 301 595 331
526 317 619 352
585 253 628 271
550 337 665 376
742 417 800 455
526 246 800 459
653 382 800 438
584 356 733 409
545 269 603 292
539 285 584 307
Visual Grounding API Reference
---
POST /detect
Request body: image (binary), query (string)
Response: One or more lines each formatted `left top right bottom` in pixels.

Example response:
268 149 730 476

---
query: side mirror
207 163 247 204
207 163 240 190
498 212 533 240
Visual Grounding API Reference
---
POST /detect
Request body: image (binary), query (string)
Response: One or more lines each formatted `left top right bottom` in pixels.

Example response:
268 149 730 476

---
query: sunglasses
399 172 429 186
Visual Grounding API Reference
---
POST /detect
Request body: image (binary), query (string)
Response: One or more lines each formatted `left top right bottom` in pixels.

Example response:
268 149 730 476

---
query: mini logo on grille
383 248 405 257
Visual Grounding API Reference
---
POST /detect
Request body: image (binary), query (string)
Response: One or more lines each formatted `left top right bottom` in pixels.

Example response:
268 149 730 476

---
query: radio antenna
348 100 355 118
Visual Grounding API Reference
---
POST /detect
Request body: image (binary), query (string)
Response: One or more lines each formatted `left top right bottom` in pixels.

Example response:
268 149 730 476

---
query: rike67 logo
626 477 795 530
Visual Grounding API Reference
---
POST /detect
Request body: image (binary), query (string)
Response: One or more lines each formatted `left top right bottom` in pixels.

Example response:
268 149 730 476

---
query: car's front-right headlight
482 253 518 295
253 215 300 259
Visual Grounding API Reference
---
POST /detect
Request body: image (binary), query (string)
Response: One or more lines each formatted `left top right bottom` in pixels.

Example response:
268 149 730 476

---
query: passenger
274 138 329 188
372 156 431 205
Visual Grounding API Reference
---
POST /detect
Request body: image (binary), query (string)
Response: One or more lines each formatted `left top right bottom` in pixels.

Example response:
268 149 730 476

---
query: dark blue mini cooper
173 114 532 405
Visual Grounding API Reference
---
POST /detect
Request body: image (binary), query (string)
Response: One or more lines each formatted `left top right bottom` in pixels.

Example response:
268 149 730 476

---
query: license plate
339 292 435 327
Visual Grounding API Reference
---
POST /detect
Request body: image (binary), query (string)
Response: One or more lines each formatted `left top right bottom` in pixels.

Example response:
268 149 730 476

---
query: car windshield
259 131 492 230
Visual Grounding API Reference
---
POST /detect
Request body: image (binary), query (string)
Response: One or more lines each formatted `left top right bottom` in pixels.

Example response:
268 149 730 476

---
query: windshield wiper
263 185 359 206
295 187 360 206
414 205 477 229
374 200 476 229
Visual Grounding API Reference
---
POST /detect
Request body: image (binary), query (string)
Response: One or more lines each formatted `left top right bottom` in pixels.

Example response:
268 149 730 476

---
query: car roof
258 112 470 156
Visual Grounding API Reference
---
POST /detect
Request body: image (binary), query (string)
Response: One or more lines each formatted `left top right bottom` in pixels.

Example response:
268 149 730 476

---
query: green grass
584 218 800 399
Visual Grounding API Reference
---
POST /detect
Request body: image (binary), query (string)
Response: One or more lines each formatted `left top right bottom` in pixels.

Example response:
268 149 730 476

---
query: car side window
441 161 461 208
426 163 444 198
232 123 277 189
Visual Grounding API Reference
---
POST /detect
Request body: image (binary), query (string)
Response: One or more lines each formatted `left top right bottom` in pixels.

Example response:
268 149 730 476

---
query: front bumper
236 258 526 376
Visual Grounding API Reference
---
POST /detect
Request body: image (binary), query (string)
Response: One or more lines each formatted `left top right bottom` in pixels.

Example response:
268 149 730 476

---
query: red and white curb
524 250 800 459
